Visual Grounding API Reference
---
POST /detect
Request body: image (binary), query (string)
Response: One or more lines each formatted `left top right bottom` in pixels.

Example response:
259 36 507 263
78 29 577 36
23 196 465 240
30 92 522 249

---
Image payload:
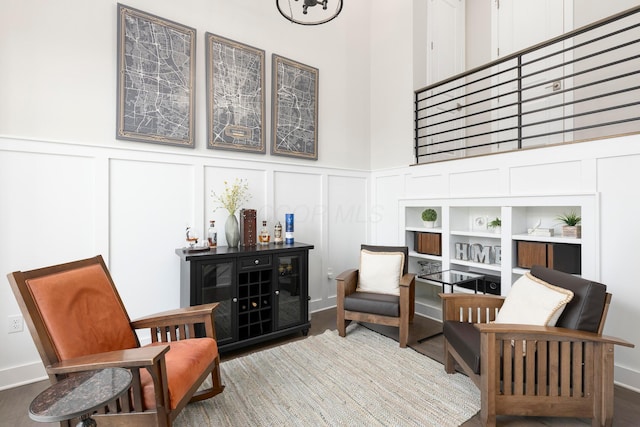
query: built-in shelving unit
399 194 599 320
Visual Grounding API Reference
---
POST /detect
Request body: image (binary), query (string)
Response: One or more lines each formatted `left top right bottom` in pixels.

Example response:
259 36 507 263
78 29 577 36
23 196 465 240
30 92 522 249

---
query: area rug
175 324 480 426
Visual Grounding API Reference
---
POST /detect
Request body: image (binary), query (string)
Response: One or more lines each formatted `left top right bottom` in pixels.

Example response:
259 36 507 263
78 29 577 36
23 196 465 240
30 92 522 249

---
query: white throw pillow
495 272 574 326
357 249 404 296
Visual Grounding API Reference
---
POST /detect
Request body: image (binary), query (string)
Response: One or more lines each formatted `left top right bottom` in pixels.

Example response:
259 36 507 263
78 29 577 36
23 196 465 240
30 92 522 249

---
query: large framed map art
271 54 318 160
116 4 196 147
206 33 265 153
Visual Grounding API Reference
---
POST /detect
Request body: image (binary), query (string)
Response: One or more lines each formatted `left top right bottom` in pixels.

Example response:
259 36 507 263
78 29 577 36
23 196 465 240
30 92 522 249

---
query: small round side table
29 368 132 427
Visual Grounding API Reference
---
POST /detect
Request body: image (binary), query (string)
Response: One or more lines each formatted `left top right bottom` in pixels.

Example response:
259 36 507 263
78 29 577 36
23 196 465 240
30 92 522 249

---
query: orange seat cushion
140 338 219 410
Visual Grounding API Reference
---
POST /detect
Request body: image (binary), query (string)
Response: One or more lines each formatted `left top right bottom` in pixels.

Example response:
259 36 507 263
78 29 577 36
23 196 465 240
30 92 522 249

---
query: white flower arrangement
211 178 251 215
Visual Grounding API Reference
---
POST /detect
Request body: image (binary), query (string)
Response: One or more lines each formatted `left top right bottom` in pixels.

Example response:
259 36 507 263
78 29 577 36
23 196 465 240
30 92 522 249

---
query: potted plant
488 217 501 233
421 208 437 228
557 211 581 238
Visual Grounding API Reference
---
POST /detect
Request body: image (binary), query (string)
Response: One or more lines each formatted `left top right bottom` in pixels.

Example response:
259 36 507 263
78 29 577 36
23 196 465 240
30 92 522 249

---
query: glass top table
416 270 485 342
419 270 485 293
29 368 132 425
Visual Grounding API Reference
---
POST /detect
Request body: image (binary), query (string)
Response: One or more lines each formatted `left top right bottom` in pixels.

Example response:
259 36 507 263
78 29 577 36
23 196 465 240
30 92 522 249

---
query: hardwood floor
2 308 638 426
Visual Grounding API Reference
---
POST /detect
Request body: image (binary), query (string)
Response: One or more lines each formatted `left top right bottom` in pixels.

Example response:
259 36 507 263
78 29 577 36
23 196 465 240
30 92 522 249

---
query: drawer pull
254 259 259 265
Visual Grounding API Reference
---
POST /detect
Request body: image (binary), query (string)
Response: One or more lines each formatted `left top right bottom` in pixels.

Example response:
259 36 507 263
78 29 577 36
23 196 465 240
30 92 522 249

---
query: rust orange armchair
7 255 224 427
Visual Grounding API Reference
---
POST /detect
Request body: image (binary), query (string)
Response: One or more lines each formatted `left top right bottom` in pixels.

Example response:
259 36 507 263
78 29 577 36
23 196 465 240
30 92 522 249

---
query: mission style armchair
336 245 415 347
440 265 634 427
7 255 225 427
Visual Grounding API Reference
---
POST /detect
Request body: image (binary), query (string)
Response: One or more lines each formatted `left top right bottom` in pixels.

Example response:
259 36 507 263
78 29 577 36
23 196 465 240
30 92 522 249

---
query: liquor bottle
273 221 283 244
259 220 271 245
207 220 217 248
285 213 294 244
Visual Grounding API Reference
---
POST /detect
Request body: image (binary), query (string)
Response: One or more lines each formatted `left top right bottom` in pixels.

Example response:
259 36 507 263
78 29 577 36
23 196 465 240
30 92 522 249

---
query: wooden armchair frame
336 245 415 347
440 292 633 427
8 255 224 427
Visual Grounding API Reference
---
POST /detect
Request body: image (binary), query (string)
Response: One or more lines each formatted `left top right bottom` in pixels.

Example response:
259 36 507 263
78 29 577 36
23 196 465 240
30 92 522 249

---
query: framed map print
116 4 196 147
271 54 318 160
206 33 265 153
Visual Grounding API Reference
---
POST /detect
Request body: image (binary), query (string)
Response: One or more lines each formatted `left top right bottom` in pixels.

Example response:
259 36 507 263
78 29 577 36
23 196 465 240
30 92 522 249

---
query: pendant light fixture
276 0 343 25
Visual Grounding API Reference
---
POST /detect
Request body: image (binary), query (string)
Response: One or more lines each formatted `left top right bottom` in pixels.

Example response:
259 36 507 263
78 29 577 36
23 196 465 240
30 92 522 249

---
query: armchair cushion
26 264 138 360
443 321 481 374
344 292 399 317
141 338 219 410
494 272 574 326
357 249 404 295
530 265 607 332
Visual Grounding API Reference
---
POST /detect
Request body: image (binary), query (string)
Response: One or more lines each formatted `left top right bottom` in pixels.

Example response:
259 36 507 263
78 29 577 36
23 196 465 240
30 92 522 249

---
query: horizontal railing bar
521 85 640 118
418 116 640 154
418 63 519 103
518 57 640 104
517 38 640 86
417 69 640 131
521 102 640 129
517 22 640 71
416 75 519 113
423 49 640 120
418 88 520 120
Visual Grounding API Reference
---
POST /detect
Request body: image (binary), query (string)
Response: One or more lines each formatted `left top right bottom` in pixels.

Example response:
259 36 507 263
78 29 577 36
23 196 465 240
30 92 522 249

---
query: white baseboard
0 361 47 391
615 364 640 393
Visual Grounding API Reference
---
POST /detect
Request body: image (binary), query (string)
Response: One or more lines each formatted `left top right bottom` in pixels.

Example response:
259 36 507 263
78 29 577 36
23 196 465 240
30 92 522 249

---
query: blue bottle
285 213 294 244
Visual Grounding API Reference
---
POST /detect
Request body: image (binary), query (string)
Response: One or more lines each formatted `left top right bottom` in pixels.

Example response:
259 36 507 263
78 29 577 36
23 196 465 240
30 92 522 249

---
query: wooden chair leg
399 323 408 348
443 340 456 374
337 309 346 337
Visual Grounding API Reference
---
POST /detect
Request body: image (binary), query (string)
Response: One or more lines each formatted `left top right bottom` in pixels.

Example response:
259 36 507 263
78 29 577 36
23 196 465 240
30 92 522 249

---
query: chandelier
276 0 343 26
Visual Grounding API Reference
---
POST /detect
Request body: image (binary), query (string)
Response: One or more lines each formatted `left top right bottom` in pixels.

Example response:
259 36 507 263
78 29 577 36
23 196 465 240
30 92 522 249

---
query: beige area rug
360 315 446 364
175 324 480 426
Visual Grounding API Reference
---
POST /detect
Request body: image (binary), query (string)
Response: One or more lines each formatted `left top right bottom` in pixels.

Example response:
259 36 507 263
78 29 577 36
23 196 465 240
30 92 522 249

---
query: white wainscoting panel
405 173 447 199
509 160 582 195
372 174 404 245
0 150 97 381
449 168 501 196
205 166 269 245
326 175 368 300
109 159 195 319
273 171 323 303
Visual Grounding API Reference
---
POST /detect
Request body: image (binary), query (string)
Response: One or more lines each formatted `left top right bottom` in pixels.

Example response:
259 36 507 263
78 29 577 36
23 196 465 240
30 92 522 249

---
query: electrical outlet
8 315 24 334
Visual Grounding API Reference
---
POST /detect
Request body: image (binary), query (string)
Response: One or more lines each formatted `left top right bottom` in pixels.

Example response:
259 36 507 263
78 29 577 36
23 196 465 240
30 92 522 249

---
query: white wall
0 0 372 388
369 1 416 170
0 0 371 170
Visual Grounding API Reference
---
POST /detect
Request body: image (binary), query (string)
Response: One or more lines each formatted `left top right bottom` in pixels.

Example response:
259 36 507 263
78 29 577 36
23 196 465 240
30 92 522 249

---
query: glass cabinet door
274 251 307 330
196 260 235 344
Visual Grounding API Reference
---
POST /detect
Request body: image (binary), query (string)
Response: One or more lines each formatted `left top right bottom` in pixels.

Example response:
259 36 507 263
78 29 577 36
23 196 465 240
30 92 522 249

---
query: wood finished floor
2 308 638 426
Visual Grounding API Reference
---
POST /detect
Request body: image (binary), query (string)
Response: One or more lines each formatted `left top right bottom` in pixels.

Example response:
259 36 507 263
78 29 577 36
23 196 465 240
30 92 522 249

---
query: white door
492 0 573 149
423 0 465 160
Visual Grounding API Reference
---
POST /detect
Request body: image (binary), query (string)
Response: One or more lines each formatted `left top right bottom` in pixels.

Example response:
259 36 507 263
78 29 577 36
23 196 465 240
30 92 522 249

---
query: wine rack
177 242 313 353
238 270 272 340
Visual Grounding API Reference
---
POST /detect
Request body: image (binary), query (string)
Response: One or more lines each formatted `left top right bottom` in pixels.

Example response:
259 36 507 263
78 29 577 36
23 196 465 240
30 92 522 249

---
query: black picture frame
271 54 318 160
205 33 265 153
116 4 196 147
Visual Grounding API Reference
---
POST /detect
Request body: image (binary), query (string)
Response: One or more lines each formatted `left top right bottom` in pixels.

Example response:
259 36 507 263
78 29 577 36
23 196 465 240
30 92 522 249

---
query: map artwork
117 5 196 147
207 34 265 152
272 55 318 160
